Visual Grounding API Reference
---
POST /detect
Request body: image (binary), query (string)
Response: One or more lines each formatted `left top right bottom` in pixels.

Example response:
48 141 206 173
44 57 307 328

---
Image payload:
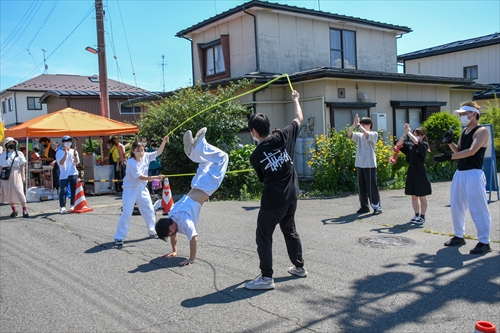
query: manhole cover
359 235 415 248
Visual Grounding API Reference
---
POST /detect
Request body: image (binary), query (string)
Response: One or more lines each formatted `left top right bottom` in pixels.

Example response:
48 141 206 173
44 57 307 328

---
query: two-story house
398 32 500 109
174 0 483 142
0 74 156 128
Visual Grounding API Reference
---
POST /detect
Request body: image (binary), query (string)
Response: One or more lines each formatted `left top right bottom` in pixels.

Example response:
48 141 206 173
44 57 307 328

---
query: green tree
479 96 500 171
136 80 252 196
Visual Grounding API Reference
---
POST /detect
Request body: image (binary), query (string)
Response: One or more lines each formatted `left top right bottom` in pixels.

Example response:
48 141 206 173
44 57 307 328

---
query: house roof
39 90 159 103
126 68 487 105
2 74 148 93
397 32 500 61
473 83 500 101
176 0 412 38
206 67 480 87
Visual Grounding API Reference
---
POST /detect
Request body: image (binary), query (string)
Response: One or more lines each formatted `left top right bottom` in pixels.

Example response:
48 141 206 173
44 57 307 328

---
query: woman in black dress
396 124 432 225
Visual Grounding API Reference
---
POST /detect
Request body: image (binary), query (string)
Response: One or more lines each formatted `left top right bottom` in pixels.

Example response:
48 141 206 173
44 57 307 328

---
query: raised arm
156 135 169 157
292 90 303 125
348 113 360 138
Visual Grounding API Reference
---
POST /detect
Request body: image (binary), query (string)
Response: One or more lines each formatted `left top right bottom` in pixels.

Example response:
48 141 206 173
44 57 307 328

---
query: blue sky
1 0 499 92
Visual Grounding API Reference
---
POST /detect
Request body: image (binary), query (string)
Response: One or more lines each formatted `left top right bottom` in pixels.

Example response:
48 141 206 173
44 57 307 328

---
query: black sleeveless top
457 126 486 171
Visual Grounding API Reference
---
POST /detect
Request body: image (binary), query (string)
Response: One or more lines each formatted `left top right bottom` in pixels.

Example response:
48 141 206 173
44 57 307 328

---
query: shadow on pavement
181 276 296 307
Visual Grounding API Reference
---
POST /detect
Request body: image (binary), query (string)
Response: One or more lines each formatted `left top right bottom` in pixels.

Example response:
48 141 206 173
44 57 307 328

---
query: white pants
114 184 156 240
189 137 228 196
450 169 491 244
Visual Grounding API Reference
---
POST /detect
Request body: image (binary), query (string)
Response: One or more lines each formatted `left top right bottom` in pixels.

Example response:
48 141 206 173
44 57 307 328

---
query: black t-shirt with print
250 121 300 208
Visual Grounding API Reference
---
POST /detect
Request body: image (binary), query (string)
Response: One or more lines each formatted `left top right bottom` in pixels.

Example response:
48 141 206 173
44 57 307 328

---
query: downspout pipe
14 91 19 124
182 36 195 86
243 7 259 72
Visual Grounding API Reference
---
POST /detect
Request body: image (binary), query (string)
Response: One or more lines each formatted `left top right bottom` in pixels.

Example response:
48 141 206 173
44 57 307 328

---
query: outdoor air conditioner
371 113 387 132
357 92 369 102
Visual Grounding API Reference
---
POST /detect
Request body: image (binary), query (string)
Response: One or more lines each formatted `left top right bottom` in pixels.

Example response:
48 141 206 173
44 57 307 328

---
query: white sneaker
183 130 193 156
244 275 275 290
410 215 419 223
60 207 67 214
193 127 207 148
68 205 75 212
288 266 308 277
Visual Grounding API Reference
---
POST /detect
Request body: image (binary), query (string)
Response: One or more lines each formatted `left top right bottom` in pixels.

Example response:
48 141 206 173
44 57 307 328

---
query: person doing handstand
155 127 228 266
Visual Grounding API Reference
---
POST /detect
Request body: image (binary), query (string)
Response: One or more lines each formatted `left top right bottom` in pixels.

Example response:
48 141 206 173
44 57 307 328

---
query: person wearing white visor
433 101 491 254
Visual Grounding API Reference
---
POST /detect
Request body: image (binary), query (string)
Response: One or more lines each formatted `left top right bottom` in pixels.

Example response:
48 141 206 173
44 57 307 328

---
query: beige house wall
1 91 47 127
404 44 500 84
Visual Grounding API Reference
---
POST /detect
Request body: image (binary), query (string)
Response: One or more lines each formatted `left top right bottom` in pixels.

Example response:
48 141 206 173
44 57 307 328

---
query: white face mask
134 151 144 158
460 115 472 126
251 135 259 142
64 142 72 148
415 136 421 141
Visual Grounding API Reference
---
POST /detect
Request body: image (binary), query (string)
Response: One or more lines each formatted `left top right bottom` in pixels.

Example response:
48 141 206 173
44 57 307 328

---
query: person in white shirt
114 136 169 245
348 114 382 215
56 135 80 214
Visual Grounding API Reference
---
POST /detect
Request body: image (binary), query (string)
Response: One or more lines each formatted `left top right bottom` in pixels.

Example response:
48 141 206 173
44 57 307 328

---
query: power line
17 5 94 85
116 0 137 88
1 0 45 58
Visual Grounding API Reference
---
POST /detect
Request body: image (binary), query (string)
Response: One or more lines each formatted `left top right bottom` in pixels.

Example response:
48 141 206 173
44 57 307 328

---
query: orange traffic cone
161 178 174 215
71 180 94 214
475 321 496 333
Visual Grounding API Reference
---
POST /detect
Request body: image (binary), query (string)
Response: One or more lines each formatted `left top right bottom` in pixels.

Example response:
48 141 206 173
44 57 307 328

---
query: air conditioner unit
357 92 369 102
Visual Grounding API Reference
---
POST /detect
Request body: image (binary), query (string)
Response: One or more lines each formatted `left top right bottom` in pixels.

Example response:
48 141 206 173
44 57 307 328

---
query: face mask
6 145 15 150
460 115 471 126
151 143 158 148
415 136 421 141
134 151 144 158
43 143 48 148
252 135 259 142
106 145 111 149
64 142 72 148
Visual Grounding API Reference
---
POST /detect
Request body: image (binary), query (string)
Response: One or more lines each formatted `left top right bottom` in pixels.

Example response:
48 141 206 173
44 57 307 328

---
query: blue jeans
147 168 161 193
59 175 77 208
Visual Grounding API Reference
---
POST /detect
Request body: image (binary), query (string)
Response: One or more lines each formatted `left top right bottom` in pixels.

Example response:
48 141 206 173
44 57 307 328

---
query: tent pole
26 136 28 195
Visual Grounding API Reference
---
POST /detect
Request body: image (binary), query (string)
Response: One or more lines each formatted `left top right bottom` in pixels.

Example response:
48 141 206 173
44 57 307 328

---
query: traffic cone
161 178 174 215
71 180 94 214
475 321 496 333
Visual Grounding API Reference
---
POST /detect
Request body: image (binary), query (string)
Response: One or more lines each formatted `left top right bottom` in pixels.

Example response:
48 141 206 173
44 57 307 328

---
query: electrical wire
116 0 137 88
16 5 94 86
26 0 59 50
1 0 45 58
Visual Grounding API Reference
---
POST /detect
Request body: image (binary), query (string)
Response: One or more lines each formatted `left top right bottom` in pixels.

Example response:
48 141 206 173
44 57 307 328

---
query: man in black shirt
434 101 491 254
244 90 307 290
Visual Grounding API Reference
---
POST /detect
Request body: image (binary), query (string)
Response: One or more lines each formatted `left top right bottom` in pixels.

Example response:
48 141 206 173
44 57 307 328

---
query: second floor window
27 97 42 110
205 43 225 77
330 29 356 69
464 65 478 79
2 100 6 114
8 98 14 111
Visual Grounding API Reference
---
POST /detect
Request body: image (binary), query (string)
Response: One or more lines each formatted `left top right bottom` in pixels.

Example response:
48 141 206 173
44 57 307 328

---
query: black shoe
470 242 491 254
356 207 370 214
373 207 382 215
10 211 18 218
22 211 30 218
444 236 466 246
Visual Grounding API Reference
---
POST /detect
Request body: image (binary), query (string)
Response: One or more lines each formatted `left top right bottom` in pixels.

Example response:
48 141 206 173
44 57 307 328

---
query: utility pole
95 0 110 118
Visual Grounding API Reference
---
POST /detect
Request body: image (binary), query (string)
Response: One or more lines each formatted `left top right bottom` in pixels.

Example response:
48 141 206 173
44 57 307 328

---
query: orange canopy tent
5 107 138 138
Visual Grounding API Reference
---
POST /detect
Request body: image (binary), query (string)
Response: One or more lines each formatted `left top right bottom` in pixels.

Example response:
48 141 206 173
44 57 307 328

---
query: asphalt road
1 178 499 332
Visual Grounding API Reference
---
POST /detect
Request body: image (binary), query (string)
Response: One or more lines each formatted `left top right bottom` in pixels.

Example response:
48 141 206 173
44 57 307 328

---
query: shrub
479 96 500 171
135 80 252 195
422 111 460 180
308 126 395 195
218 144 262 201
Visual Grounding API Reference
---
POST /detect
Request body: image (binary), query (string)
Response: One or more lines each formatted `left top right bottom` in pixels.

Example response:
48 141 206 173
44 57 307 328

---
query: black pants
357 167 380 209
256 200 304 278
